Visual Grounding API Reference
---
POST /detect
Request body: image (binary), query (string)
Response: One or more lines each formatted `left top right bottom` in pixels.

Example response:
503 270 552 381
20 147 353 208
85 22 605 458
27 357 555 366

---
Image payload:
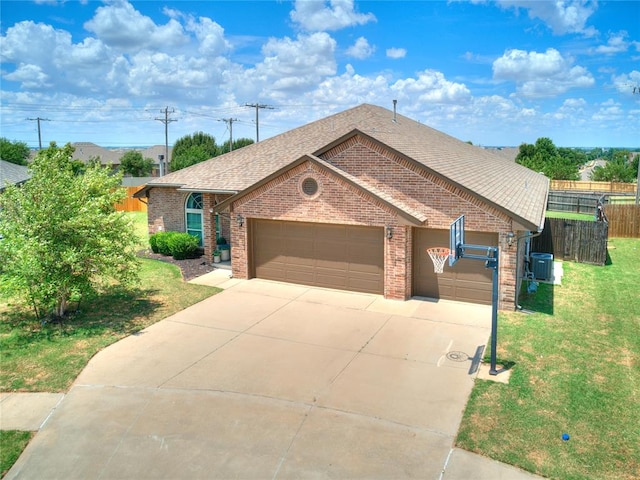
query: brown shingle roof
145 104 548 230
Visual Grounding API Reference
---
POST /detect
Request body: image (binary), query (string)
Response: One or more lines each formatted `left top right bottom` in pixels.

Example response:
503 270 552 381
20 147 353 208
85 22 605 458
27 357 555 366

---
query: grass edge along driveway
457 237 640 480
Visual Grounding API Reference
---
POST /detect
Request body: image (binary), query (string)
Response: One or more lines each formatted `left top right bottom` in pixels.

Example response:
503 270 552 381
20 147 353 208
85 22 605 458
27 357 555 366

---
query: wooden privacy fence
604 204 640 238
114 186 147 212
550 180 637 194
547 191 603 215
532 217 608 266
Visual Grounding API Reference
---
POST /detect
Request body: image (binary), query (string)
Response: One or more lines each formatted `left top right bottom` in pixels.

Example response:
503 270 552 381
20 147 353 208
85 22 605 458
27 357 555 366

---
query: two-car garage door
252 220 384 294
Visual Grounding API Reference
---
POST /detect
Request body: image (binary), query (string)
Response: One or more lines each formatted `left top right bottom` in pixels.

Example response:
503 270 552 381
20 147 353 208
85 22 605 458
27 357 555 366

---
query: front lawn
457 238 640 480
0 258 219 392
0 431 33 477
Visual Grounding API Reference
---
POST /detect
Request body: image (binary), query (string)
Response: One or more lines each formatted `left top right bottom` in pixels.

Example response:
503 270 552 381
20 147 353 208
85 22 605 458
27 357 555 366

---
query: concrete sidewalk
3 272 542 480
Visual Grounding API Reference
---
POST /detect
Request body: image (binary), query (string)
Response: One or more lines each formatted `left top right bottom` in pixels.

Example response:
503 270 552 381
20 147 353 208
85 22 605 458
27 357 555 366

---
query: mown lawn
0 258 219 392
546 210 595 221
0 431 32 477
457 238 640 480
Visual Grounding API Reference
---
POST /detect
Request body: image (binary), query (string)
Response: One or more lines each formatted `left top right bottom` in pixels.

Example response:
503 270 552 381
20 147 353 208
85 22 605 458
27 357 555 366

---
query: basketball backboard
449 215 465 266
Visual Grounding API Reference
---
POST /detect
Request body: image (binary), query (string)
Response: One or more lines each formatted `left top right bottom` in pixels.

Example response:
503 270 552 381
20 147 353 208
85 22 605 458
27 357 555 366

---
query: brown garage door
413 228 498 305
252 220 384 294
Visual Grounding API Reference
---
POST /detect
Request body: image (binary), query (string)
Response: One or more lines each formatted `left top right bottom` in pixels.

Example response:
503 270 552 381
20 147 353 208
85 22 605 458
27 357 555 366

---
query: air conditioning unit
530 253 554 282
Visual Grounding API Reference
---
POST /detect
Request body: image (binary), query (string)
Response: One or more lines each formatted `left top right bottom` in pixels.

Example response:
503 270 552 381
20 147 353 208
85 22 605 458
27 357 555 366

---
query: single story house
0 159 31 192
136 104 549 310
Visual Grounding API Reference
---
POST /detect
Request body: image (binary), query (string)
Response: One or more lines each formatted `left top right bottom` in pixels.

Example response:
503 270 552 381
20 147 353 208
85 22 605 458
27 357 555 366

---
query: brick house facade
137 104 548 310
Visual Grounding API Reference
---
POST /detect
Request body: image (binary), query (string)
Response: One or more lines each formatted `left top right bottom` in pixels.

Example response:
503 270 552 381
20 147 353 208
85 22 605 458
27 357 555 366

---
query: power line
26 117 50 149
245 103 274 142
218 118 238 151
154 107 177 176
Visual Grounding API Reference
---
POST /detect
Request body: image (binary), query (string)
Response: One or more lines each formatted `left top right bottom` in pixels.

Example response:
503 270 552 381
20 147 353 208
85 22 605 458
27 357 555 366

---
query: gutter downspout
515 229 544 310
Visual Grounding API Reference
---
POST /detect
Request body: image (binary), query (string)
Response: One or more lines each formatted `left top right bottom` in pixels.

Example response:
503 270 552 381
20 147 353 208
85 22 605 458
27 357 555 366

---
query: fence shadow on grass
518 281 555 315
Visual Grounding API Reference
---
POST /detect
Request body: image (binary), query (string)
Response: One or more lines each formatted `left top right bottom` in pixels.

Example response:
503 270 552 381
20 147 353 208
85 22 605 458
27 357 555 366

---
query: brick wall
147 188 188 234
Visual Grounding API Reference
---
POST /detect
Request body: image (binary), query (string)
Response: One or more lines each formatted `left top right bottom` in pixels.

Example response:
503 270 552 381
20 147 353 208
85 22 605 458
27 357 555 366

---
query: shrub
154 231 179 256
149 233 160 253
168 233 200 260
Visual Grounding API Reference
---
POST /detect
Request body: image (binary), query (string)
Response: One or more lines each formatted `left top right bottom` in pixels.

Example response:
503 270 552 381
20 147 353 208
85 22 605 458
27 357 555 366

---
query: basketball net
426 247 451 274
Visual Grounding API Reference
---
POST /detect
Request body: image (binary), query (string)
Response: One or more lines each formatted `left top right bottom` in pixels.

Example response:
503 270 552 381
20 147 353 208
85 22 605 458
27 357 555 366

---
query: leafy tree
0 142 140 319
218 137 254 155
515 137 580 180
171 132 219 171
170 132 254 171
120 150 154 177
171 144 212 171
590 150 638 182
0 137 30 165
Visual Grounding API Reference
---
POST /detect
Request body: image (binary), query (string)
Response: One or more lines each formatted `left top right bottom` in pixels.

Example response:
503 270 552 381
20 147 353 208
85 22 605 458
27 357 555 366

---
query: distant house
136 104 549 310
71 143 172 177
0 159 31 192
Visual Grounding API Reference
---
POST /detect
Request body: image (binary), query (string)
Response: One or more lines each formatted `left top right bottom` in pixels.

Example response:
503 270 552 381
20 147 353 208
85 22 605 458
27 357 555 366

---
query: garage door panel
253 220 383 295
413 228 497 305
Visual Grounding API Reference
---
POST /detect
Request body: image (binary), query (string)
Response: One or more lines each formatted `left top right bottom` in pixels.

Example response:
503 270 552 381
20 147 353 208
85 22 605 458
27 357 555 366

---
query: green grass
457 238 640 480
1 431 32 477
128 211 150 249
0 259 219 392
546 210 595 221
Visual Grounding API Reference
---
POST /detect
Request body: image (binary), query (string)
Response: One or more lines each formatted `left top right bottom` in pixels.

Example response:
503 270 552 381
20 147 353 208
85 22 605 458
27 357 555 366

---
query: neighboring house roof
0 159 31 191
483 147 520 162
71 143 171 166
140 104 548 231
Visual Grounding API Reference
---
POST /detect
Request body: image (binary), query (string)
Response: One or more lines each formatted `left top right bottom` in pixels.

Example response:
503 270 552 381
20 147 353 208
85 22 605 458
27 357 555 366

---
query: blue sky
1 0 638 149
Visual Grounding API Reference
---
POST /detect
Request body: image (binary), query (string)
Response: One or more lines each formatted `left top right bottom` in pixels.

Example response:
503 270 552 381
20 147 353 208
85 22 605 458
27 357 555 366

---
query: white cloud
497 0 598 36
4 63 50 89
84 0 188 52
595 31 630 54
386 48 406 59
185 17 231 57
391 70 471 105
493 48 594 97
245 33 337 98
346 37 375 59
290 0 376 31
612 70 640 95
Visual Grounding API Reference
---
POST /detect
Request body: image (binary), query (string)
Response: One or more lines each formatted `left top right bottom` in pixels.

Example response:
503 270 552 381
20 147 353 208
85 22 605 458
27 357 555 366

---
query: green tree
0 142 140 319
590 150 638 182
218 137 255 155
120 150 154 177
0 137 30 166
515 137 579 180
171 132 219 171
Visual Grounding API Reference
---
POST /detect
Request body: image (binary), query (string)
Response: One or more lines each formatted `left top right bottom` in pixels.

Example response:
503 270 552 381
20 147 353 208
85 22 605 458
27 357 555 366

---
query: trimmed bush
149 233 160 253
167 233 200 260
154 231 179 256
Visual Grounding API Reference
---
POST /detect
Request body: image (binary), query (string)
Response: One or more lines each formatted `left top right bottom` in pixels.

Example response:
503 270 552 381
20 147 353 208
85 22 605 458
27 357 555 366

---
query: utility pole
155 107 176 175
219 118 238 152
245 103 274 142
26 117 50 149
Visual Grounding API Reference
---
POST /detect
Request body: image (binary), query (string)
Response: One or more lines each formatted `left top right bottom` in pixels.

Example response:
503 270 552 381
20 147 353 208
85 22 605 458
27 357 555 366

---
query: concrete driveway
6 275 538 479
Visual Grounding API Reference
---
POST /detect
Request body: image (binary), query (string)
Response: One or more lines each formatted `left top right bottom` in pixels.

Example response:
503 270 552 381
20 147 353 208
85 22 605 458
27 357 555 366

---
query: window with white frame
185 192 203 246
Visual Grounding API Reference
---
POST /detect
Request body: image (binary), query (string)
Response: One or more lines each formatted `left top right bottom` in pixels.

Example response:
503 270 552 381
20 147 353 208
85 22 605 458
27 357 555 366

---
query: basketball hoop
426 247 451 274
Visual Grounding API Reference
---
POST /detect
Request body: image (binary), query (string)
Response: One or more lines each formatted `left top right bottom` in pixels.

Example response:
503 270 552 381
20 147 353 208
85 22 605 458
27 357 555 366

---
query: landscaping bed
138 250 215 282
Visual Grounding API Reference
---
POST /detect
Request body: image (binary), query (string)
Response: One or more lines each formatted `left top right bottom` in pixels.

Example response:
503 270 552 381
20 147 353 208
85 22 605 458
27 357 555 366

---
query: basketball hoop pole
487 247 499 376
458 243 500 375
450 215 500 375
